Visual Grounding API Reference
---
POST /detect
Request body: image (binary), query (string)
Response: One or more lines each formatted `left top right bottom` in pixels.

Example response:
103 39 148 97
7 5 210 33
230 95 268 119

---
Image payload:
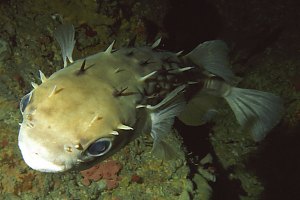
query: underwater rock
0 39 11 61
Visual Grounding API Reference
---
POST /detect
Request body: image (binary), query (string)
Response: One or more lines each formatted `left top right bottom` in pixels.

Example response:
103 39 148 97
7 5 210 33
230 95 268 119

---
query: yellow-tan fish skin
19 50 154 171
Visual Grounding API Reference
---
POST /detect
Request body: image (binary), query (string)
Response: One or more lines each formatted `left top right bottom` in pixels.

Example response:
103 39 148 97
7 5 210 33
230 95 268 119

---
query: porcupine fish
18 24 283 172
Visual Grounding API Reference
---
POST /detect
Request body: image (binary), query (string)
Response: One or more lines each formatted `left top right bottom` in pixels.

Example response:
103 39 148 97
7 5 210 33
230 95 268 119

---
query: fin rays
224 87 283 141
185 40 237 84
54 24 76 67
149 86 186 160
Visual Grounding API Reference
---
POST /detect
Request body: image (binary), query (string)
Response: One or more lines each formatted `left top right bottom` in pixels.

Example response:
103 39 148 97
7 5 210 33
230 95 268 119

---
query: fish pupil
87 138 112 156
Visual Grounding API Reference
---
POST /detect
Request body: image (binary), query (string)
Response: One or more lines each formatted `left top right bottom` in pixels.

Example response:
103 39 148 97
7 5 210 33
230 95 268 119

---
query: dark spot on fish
113 87 138 97
139 58 155 66
75 61 95 76
76 59 86 75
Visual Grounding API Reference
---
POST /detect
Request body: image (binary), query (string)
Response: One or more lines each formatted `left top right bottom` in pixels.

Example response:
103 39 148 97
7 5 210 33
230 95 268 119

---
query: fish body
18 24 283 172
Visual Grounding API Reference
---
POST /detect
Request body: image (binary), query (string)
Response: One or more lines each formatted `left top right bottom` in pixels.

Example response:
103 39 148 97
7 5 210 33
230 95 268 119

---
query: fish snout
18 128 73 172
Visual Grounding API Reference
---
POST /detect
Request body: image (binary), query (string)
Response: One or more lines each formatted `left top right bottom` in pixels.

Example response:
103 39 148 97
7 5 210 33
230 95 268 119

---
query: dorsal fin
54 24 76 68
184 40 237 84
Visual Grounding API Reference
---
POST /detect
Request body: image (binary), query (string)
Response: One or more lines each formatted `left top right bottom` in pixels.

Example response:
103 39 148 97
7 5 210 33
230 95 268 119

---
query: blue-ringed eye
20 92 33 113
87 138 112 157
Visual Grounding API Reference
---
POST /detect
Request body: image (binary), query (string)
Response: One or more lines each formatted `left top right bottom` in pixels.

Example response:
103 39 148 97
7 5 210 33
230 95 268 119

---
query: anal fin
148 86 186 160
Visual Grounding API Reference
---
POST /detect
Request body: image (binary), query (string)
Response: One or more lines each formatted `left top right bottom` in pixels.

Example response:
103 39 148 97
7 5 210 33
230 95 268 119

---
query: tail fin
184 40 283 140
224 87 284 141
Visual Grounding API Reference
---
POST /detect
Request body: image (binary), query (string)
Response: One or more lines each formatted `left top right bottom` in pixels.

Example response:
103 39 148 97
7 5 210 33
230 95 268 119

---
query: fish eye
20 92 33 113
86 138 112 157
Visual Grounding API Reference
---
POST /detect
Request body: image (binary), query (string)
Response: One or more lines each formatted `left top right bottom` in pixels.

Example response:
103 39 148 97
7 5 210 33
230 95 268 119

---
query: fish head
18 70 133 172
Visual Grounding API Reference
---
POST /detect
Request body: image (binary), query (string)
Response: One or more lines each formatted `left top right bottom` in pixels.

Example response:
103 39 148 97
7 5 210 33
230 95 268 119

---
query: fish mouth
19 145 67 172
18 129 70 173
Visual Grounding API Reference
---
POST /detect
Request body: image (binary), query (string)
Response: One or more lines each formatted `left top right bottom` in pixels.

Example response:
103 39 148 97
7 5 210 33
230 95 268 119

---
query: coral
80 160 122 190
